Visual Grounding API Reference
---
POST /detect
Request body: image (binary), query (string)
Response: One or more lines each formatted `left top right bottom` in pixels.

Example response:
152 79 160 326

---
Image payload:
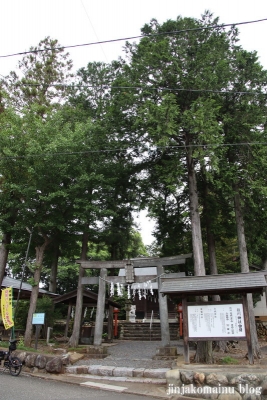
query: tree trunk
24 235 50 347
186 142 213 362
68 232 88 348
194 340 213 363
49 242 60 293
0 233 11 288
207 229 218 276
234 186 260 358
186 144 205 276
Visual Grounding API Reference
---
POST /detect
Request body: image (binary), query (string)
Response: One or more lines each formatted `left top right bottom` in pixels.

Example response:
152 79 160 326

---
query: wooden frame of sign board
182 297 251 364
160 271 267 365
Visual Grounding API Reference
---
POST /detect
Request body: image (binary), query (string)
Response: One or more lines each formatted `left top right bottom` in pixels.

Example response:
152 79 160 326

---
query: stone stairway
119 322 179 341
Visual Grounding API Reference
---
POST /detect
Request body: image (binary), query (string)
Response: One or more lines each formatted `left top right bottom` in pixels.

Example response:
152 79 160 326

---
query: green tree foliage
1 12 267 360
14 296 63 335
112 13 237 275
111 11 267 361
68 61 146 260
4 37 73 116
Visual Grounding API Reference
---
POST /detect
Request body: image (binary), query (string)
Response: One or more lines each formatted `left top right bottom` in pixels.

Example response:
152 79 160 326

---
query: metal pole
13 228 33 325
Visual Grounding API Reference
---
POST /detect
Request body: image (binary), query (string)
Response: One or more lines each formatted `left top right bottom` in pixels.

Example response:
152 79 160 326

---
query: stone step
120 337 178 341
122 332 178 337
121 322 178 325
123 324 178 326
119 322 179 341
123 329 178 333
121 331 178 336
118 337 172 341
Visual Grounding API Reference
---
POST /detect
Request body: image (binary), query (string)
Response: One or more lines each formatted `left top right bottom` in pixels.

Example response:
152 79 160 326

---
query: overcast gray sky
1 0 267 244
1 0 267 75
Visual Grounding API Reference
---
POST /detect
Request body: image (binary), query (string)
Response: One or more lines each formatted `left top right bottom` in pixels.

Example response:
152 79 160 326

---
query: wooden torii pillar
77 254 191 347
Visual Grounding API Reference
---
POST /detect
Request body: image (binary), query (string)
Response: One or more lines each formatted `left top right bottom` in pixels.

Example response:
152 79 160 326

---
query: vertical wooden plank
94 269 107 346
243 294 254 365
157 265 170 347
182 297 190 364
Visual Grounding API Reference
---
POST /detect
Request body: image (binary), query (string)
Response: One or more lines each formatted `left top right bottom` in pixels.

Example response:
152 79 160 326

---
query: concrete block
97 366 115 376
156 346 178 356
166 369 181 385
144 368 170 379
76 366 88 374
113 367 134 377
133 368 145 377
88 365 102 375
64 366 76 374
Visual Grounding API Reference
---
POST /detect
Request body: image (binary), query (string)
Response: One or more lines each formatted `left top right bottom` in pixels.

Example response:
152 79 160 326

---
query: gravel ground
75 340 184 369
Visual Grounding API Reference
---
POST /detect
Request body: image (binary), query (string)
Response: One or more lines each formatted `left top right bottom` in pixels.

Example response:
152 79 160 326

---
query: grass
0 340 39 352
220 356 239 364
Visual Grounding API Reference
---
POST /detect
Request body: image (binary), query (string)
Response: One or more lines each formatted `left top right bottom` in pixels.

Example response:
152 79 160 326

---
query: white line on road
80 381 128 392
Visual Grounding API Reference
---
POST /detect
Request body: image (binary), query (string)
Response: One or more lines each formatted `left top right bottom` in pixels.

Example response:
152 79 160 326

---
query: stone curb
65 365 170 380
66 373 167 385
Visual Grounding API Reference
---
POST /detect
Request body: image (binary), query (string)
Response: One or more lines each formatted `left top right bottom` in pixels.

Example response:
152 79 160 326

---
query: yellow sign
1 287 14 330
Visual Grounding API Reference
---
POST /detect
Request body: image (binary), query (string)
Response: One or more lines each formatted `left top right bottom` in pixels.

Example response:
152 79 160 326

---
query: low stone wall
11 345 108 374
15 350 71 374
166 368 267 399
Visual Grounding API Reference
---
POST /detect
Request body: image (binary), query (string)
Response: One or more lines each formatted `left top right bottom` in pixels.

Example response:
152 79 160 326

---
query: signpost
32 313 45 350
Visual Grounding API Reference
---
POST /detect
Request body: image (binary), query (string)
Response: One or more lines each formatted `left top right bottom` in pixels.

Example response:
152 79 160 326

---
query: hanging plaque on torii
77 254 191 346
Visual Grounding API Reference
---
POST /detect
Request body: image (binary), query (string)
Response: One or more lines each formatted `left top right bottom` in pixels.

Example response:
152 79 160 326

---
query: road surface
0 373 159 400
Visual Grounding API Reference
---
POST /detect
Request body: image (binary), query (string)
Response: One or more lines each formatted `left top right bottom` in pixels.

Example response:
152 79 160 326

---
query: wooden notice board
182 296 253 364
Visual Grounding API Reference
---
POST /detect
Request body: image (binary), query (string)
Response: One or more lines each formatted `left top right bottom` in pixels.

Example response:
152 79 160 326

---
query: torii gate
77 254 191 347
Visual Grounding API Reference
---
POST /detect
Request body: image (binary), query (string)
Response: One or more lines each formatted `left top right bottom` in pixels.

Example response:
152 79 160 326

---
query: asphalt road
0 373 158 400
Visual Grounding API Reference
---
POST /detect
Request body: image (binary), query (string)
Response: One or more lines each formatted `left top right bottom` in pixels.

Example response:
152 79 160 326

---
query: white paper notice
187 304 246 338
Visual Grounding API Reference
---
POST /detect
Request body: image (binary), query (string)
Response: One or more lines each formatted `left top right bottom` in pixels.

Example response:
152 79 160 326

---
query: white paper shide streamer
110 282 114 297
108 278 156 299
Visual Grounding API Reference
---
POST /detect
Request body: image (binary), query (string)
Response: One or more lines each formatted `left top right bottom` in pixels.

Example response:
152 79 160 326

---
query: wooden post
182 297 190 364
107 305 114 341
243 294 254 364
113 308 119 337
157 265 170 347
94 268 107 346
65 303 72 337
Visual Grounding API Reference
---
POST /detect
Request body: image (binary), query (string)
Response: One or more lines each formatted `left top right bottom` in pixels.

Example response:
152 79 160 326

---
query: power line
0 18 266 59
80 0 109 63
3 81 267 96
1 142 267 160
